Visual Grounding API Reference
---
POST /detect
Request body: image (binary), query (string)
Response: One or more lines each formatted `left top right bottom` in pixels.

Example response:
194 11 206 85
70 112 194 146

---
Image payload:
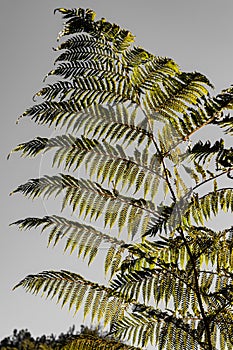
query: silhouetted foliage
0 325 121 350
0 326 75 349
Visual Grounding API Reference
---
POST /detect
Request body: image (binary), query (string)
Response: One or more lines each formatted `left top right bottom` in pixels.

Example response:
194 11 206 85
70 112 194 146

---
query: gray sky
1 0 233 341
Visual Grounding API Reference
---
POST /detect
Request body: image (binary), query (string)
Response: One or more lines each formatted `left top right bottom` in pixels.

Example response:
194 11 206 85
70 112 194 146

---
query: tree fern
10 6 233 350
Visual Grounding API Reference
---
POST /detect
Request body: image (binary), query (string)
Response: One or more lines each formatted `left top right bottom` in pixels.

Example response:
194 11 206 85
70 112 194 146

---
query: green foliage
0 326 137 350
10 7 233 350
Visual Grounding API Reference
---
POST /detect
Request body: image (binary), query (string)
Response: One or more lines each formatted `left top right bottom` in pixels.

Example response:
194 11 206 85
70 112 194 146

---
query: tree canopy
0 325 136 349
9 7 233 350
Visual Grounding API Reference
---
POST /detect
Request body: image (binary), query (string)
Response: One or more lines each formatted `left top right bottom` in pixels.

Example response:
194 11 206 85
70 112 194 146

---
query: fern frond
130 56 180 92
72 75 138 107
46 60 126 82
54 44 116 64
18 100 79 127
111 307 202 349
19 102 150 146
70 104 152 146
13 270 125 325
55 8 135 53
144 72 212 122
54 34 106 51
11 215 126 267
183 188 233 226
213 113 233 135
189 139 233 169
11 175 157 237
34 81 74 102
10 135 161 199
20 77 138 126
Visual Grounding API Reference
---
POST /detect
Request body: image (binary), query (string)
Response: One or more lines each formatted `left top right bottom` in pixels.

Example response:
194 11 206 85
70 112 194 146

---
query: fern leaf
11 215 127 267
14 270 126 326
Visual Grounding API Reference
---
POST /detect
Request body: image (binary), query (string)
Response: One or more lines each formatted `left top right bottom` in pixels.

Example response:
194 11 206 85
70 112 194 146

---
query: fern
11 174 158 237
10 6 233 350
11 216 126 268
10 135 161 198
189 139 233 170
13 270 125 325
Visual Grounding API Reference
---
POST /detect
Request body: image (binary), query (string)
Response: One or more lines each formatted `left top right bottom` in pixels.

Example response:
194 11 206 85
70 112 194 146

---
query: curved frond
111 306 202 349
183 188 233 226
190 139 233 170
11 215 126 267
213 113 233 135
11 174 157 237
10 134 162 199
144 72 212 117
55 8 135 53
13 270 125 325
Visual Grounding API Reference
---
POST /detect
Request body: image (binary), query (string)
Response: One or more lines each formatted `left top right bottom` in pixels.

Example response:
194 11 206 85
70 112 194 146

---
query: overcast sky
1 0 233 341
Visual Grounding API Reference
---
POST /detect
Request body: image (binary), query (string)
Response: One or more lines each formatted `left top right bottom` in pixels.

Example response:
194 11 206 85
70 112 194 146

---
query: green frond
11 215 126 267
14 270 124 325
54 41 116 63
72 104 152 146
18 100 79 127
18 103 152 149
72 76 138 107
20 79 138 127
111 307 202 349
144 72 212 124
34 81 74 102
10 134 160 198
184 188 233 225
46 61 126 82
206 85 233 114
130 56 180 92
54 34 106 51
55 7 135 53
11 174 158 237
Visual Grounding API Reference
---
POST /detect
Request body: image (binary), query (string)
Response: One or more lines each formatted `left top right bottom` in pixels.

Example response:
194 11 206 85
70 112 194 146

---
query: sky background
1 0 233 341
